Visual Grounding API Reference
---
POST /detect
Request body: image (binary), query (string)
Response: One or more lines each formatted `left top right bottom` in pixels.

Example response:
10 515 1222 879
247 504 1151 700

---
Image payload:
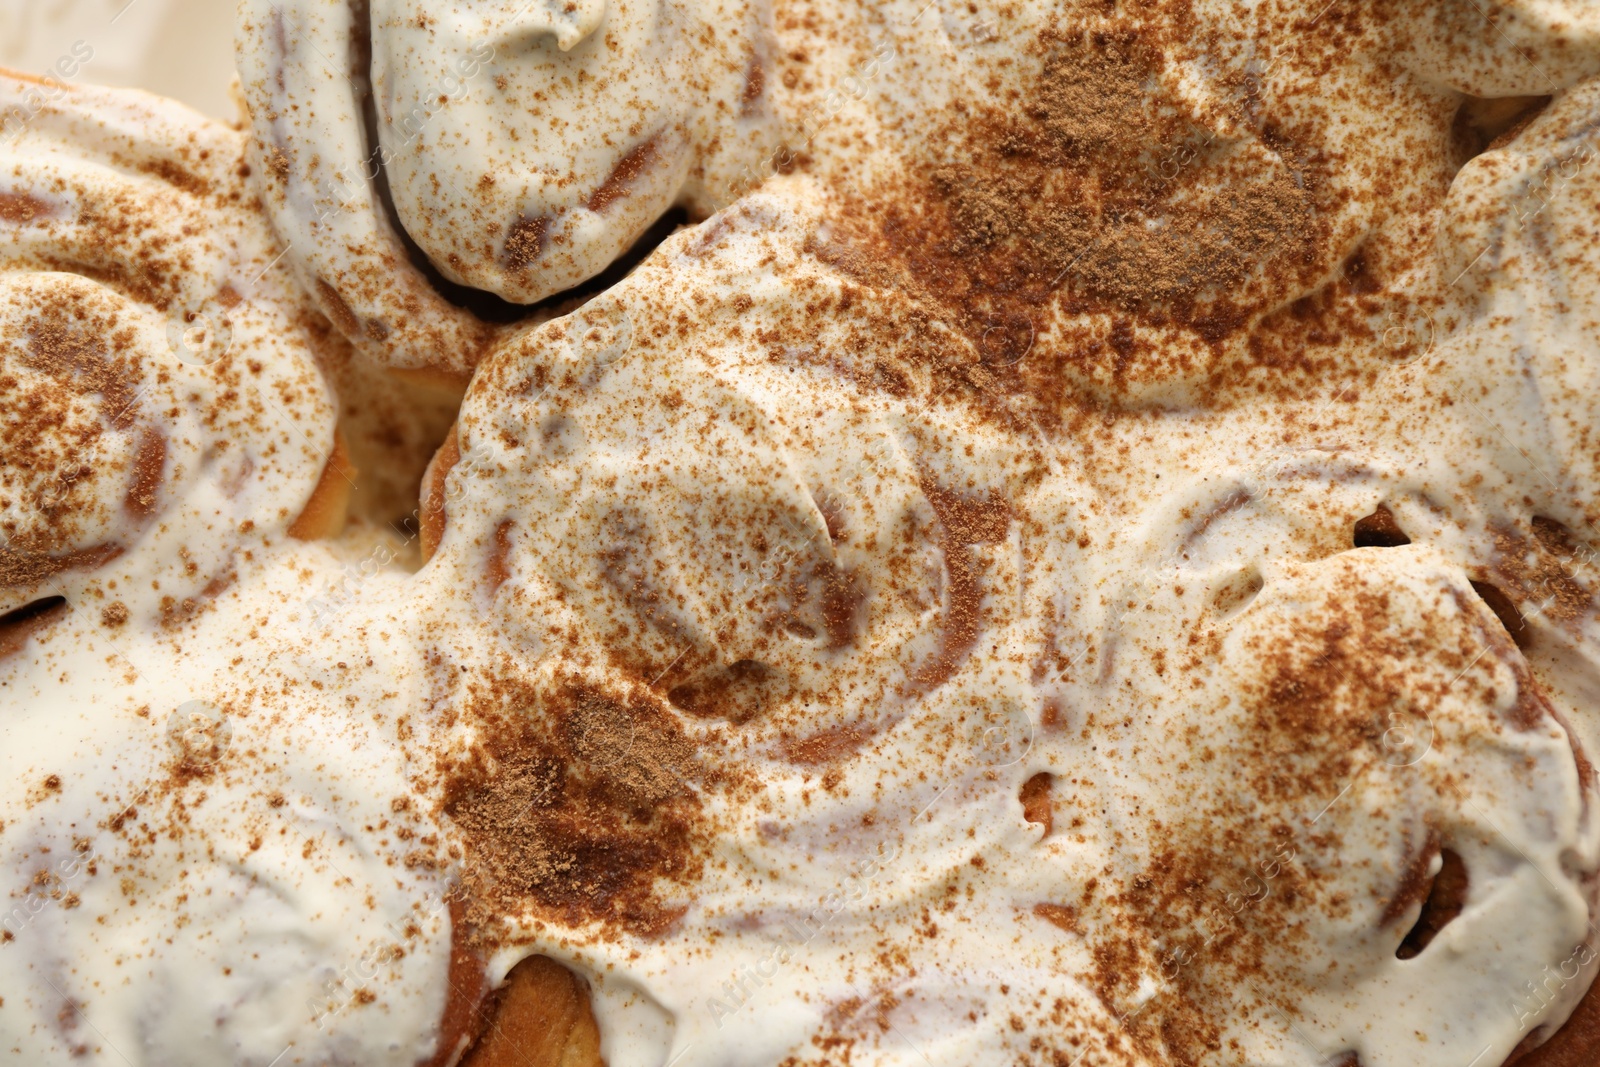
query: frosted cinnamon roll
407 124 1600 1058
0 75 470 1067
422 182 1059 742
235 0 779 370
1077 539 1599 1067
3 0 1600 1063
1033 455 1600 1065
1425 76 1600 536
757 0 1600 410
409 181 1121 1065
1366 70 1600 817
0 72 351 626
754 0 1436 407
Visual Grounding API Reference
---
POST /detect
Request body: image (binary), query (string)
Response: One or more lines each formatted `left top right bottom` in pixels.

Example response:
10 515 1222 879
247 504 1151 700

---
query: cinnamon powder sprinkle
0 191 51 224
817 18 1339 409
586 136 661 214
445 679 725 940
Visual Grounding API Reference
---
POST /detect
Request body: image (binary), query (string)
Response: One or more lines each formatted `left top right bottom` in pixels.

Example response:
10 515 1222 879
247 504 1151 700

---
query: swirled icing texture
420 174 1600 1067
235 0 778 371
7 0 1600 1065
0 77 458 1065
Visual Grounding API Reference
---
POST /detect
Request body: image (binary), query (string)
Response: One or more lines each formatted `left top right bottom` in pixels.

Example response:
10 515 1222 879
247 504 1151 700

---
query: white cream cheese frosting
418 176 1600 1067
369 0 777 304
235 0 779 370
0 76 456 1066
5 0 1600 1065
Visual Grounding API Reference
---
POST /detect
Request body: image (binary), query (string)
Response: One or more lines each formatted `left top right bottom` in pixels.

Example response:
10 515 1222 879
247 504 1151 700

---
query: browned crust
1394 849 1468 960
586 135 661 214
125 429 167 519
1512 974 1600 1066
391 365 474 395
1020 772 1053 835
1471 95 1554 153
0 64 64 89
419 424 461 565
423 896 494 1067
288 430 357 541
458 955 604 1067
1351 505 1410 549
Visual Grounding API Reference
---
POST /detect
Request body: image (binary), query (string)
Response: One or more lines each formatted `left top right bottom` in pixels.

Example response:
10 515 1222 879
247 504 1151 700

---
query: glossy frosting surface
5 1 1600 1065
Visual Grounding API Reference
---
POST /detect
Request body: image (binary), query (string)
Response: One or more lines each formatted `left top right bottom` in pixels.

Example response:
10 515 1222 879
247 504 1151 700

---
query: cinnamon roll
233 0 779 372
2 1 1600 1066
0 72 351 624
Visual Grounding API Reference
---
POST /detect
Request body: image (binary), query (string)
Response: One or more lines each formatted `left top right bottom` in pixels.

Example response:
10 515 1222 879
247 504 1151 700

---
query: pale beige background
0 0 237 120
